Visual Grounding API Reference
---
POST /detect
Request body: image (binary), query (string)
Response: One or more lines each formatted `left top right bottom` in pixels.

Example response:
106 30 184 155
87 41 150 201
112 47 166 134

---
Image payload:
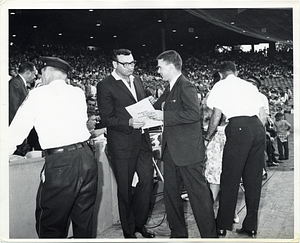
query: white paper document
125 98 163 129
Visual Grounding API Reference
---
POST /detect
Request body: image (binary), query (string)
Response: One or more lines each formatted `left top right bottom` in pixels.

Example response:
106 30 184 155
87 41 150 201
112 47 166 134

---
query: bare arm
205 107 222 142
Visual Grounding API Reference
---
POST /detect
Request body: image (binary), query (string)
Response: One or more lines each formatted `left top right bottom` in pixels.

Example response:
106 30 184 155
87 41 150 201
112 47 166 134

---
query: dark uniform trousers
109 134 154 238
216 116 265 231
36 144 98 238
163 145 217 238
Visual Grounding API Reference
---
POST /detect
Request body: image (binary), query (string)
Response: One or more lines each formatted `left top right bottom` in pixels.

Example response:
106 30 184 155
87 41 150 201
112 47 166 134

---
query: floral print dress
204 125 226 185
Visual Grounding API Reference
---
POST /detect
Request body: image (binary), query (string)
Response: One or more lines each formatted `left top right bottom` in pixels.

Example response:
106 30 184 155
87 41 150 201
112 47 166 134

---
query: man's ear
112 61 117 69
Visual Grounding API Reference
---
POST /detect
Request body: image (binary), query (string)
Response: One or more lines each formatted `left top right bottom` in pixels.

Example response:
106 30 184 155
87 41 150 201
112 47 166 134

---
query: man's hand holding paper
126 98 163 129
147 110 163 121
129 118 146 129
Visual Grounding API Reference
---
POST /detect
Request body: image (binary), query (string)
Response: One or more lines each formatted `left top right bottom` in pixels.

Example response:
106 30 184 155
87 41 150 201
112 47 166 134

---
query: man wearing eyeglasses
97 49 155 239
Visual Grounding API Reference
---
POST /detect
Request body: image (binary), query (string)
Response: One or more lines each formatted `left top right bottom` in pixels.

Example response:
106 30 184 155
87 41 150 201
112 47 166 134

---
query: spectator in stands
86 106 105 140
86 107 98 133
9 56 98 238
265 116 282 167
274 112 291 160
9 67 18 78
205 61 266 238
86 95 97 109
97 49 155 239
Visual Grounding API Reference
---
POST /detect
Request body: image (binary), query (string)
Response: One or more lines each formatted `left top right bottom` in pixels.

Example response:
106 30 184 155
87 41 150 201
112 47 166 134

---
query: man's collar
112 70 134 82
169 73 181 90
18 74 27 87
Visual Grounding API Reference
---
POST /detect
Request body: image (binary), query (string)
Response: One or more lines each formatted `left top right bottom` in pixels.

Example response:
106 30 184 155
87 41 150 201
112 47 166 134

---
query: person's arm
285 120 292 131
9 93 37 155
258 106 267 126
205 107 222 145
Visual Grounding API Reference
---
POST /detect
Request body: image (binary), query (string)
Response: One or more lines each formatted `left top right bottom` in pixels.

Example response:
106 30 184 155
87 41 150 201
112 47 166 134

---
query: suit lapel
114 77 136 102
165 75 181 105
133 77 144 101
17 75 29 96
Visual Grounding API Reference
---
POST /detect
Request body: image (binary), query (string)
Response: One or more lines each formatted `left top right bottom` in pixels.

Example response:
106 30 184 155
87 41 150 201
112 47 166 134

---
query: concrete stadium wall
9 139 119 239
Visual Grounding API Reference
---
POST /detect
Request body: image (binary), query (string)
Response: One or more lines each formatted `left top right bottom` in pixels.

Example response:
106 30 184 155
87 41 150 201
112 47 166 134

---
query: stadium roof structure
9 8 293 53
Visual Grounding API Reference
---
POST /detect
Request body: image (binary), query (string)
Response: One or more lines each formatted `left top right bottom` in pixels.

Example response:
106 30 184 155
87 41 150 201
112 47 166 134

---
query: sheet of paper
125 98 163 129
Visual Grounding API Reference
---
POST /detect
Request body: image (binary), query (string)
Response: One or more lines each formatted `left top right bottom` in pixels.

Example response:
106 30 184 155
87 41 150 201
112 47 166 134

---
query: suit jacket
154 74 205 166
97 74 151 159
9 75 29 125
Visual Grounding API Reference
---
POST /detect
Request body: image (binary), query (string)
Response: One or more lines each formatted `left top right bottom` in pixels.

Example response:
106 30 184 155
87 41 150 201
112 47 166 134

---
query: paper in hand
125 98 163 129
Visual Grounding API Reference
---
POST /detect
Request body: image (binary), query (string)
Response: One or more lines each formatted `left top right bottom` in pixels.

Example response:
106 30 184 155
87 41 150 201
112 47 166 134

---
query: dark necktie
126 79 131 88
165 84 170 96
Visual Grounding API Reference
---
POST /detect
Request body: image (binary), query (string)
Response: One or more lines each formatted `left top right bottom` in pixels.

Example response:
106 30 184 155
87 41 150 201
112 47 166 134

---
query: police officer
9 57 98 238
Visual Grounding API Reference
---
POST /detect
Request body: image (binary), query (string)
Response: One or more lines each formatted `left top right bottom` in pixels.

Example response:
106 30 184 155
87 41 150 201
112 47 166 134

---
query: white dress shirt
18 74 27 87
207 74 264 120
169 73 182 91
112 70 137 101
9 79 90 154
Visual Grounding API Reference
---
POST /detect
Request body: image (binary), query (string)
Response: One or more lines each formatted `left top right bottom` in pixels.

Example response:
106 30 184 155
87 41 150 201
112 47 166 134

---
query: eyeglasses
115 60 137 68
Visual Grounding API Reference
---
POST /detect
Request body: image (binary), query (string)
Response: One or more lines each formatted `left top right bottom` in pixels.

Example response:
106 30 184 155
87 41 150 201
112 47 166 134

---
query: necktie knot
126 78 131 88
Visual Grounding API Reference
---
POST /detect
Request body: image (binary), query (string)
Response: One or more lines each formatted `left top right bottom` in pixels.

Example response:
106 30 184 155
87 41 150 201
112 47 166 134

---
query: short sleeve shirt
207 74 264 119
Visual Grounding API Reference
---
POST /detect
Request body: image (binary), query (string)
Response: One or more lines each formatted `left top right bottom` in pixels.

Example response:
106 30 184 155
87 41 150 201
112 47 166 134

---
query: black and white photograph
0 0 299 242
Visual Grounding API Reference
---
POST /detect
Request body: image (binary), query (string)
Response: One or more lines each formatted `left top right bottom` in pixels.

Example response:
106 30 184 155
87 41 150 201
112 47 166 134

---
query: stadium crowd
9 44 293 117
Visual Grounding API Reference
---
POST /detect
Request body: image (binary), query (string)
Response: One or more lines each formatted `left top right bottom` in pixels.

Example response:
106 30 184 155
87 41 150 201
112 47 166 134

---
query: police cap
247 76 261 88
40 56 72 73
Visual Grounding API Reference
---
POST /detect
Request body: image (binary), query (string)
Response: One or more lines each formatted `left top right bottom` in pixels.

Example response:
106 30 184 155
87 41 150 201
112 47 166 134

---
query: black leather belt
45 141 88 155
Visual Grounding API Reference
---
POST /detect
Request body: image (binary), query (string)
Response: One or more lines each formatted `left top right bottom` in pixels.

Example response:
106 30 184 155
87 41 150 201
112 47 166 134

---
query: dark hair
18 62 35 74
275 112 284 119
218 61 237 73
212 71 221 84
86 95 96 103
112 49 132 61
157 50 182 71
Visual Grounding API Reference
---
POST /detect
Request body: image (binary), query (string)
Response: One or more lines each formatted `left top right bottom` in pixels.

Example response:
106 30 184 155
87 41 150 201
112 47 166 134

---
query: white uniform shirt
260 92 269 115
9 79 90 154
207 74 264 120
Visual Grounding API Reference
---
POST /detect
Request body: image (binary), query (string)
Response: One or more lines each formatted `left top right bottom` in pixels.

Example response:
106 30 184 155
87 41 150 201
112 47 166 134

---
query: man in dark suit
149 50 217 238
9 61 37 155
9 61 37 124
97 49 155 239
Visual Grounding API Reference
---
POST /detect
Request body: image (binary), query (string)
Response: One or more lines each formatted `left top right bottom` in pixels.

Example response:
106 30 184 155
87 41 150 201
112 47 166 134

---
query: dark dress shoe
135 226 155 238
267 162 278 167
273 158 283 163
217 228 227 237
236 228 257 238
